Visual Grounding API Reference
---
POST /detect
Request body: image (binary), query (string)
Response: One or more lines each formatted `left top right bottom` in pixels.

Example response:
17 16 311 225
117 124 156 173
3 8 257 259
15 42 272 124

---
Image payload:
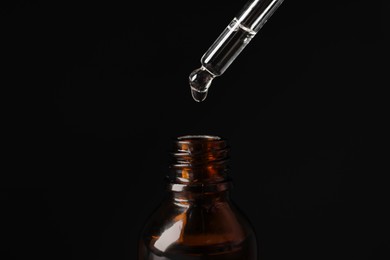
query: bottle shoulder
140 196 256 255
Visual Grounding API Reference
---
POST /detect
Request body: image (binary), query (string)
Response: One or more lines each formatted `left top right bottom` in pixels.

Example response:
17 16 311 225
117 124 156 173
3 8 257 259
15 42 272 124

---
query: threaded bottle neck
168 135 231 192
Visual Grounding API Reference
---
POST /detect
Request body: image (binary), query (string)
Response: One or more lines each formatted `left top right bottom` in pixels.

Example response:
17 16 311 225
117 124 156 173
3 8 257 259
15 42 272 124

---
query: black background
1 0 388 259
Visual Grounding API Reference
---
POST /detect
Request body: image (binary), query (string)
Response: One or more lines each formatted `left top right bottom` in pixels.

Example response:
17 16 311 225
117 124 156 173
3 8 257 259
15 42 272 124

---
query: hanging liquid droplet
189 66 215 102
190 88 208 102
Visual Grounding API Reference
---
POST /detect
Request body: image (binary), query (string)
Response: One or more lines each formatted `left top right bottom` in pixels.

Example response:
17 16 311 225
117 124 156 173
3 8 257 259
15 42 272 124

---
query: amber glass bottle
138 135 257 260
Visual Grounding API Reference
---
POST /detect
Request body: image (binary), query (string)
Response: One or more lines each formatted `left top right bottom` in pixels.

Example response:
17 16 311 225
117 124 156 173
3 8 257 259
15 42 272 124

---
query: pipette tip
189 66 214 102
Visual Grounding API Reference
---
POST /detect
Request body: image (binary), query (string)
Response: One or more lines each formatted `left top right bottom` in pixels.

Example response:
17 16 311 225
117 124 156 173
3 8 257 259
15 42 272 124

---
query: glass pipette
189 0 285 102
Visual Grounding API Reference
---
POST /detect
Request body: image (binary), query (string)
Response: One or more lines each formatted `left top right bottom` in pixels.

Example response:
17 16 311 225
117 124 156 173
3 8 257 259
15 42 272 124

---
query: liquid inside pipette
188 0 284 102
188 19 256 103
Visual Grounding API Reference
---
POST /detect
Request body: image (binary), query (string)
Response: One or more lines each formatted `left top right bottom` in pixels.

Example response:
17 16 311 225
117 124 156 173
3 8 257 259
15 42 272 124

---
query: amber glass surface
138 135 257 260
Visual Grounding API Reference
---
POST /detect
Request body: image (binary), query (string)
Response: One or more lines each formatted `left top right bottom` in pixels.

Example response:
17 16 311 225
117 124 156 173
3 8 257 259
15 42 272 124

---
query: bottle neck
171 190 231 206
167 135 232 193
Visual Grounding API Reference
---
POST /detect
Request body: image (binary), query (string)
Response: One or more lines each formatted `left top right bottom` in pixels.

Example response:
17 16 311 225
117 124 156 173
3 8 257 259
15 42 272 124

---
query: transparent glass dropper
189 0 284 102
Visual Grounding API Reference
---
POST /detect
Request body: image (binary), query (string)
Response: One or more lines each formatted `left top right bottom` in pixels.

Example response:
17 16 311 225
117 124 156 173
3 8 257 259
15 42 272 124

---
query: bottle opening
174 135 227 153
177 135 221 141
